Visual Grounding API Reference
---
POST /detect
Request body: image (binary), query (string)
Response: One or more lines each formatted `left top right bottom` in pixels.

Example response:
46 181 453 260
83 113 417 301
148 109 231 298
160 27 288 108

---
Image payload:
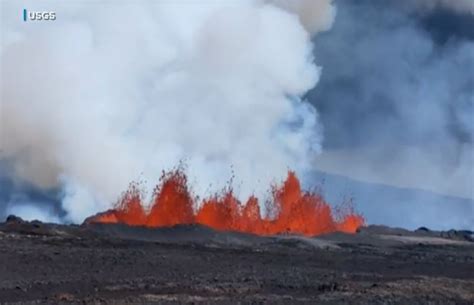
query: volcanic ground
0 216 473 305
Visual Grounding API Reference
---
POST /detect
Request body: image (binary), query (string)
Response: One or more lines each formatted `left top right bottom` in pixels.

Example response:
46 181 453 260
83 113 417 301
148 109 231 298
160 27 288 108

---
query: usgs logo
23 9 56 22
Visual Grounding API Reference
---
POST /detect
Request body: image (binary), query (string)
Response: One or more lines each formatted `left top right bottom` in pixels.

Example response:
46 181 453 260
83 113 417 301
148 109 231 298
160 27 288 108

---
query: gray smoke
404 0 474 14
307 0 473 229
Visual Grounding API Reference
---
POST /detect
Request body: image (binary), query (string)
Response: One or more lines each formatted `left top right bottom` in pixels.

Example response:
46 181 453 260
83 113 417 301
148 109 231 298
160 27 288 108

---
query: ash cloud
1 0 335 223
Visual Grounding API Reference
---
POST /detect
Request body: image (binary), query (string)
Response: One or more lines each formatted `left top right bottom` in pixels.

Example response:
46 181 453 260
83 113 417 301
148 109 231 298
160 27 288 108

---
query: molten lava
87 170 364 236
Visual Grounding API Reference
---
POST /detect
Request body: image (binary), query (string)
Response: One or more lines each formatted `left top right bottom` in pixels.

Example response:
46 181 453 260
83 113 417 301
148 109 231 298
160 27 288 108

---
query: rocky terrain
0 215 473 304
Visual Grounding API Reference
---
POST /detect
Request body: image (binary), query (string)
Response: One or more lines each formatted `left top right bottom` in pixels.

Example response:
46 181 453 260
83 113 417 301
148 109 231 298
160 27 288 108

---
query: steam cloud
1 0 335 223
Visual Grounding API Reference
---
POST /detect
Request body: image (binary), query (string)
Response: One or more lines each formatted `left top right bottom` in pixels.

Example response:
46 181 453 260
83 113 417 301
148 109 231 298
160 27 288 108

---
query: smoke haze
309 0 473 200
305 0 473 229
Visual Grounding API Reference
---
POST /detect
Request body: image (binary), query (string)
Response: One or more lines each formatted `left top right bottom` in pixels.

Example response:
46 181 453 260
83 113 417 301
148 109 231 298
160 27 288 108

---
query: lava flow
86 169 365 236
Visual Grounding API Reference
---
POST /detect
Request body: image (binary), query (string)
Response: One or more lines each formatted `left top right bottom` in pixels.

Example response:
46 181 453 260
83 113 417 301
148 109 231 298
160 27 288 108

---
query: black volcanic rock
0 221 472 304
441 229 474 242
416 226 430 232
6 214 24 224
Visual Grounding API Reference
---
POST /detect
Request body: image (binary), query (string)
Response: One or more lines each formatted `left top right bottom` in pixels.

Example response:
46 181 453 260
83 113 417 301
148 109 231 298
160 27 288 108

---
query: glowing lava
86 169 364 236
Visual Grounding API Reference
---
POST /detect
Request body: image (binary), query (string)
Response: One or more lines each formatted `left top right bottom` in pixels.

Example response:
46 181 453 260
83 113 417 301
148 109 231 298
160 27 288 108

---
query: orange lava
86 169 365 236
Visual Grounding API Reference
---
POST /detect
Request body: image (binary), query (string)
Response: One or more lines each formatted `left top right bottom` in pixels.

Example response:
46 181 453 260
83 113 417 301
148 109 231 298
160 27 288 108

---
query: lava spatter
87 169 364 236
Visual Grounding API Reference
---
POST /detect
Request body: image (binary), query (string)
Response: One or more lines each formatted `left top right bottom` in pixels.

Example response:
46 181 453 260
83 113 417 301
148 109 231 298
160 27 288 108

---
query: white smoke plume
1 0 334 223
269 0 336 33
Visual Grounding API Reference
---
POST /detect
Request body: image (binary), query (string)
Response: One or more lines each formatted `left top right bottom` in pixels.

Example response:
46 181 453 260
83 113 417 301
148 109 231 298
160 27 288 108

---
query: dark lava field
0 216 473 304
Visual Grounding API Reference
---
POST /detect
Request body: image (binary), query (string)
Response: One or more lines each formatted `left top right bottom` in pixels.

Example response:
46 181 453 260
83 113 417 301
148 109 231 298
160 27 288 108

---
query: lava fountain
86 169 364 236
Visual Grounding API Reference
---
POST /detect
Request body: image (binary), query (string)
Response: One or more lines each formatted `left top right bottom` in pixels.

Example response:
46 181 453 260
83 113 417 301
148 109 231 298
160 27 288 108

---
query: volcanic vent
86 169 364 236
